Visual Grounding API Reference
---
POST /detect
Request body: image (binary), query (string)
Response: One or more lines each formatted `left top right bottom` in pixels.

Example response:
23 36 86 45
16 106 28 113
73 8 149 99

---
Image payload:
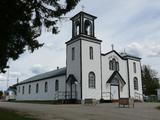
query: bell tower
71 11 97 38
66 11 102 102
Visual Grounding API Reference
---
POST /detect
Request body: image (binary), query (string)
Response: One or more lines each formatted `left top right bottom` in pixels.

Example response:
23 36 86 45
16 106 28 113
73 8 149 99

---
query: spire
124 49 126 53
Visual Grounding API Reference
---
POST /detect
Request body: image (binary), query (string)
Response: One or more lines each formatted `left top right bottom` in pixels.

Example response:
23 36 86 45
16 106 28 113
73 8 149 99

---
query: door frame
110 84 120 101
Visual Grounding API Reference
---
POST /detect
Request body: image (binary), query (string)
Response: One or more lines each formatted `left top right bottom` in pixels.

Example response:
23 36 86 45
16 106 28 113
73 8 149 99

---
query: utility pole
6 60 10 89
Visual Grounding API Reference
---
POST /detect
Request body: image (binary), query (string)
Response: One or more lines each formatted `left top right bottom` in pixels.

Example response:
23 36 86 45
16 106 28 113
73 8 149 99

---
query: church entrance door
111 85 119 101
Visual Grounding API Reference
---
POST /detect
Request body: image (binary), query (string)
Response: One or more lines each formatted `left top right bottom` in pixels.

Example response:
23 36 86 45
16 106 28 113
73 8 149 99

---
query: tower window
36 83 39 93
133 62 136 73
55 80 59 91
44 82 48 92
28 85 31 94
84 20 92 36
134 77 138 90
75 21 80 36
89 47 93 60
88 72 96 88
72 47 75 60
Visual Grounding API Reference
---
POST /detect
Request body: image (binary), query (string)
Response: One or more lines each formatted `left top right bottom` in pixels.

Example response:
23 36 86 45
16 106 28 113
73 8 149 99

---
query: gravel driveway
0 102 159 120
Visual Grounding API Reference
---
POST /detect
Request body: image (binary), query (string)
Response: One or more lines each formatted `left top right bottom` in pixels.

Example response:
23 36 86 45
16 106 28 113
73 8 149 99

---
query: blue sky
0 0 160 90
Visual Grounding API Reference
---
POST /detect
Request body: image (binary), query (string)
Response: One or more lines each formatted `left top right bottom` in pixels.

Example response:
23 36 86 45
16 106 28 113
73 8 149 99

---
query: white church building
15 11 143 103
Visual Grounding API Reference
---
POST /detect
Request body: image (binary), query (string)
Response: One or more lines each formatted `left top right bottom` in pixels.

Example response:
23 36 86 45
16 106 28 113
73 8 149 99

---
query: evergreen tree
142 65 160 95
0 0 80 73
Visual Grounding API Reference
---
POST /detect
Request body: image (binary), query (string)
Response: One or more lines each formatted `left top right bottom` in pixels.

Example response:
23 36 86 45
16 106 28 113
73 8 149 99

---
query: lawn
156 106 160 110
0 108 37 120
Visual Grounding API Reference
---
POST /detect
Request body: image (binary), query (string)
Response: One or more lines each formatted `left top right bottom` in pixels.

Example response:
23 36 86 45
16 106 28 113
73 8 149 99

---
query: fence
54 91 77 100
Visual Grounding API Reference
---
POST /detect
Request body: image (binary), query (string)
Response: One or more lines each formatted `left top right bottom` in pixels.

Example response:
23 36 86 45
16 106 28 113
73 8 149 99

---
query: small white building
157 89 160 101
5 86 16 101
15 11 143 103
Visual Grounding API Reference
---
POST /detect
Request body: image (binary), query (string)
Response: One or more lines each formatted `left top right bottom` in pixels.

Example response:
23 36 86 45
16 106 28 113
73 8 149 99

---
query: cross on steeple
111 44 114 50
81 5 85 11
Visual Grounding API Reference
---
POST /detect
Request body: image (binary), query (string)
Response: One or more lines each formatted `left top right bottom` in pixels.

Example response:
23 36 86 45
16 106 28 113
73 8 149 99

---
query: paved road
0 102 160 120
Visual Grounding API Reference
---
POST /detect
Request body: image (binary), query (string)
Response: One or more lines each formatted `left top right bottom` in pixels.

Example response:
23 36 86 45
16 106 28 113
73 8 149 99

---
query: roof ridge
18 67 66 85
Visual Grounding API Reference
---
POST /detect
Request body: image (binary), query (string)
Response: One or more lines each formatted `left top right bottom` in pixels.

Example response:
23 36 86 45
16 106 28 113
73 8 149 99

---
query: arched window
89 47 93 60
55 80 59 91
44 82 48 92
36 83 39 93
116 62 119 71
109 59 119 71
112 59 116 71
75 21 80 36
22 86 24 94
134 77 138 90
88 72 96 88
18 86 20 93
109 60 113 70
28 85 31 94
84 20 92 35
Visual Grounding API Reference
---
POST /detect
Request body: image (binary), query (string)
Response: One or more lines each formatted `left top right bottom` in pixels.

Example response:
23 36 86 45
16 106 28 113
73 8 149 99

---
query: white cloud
0 74 7 81
44 43 54 50
126 42 160 58
127 42 143 57
146 44 160 57
30 64 47 75
10 72 21 78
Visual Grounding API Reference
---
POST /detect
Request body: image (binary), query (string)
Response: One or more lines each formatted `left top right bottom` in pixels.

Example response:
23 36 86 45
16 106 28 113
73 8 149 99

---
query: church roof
17 67 66 85
66 74 78 84
70 11 97 20
120 52 141 60
101 50 141 61
107 71 126 85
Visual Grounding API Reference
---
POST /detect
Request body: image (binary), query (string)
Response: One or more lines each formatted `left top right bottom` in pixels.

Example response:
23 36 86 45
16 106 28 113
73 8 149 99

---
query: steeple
70 11 97 38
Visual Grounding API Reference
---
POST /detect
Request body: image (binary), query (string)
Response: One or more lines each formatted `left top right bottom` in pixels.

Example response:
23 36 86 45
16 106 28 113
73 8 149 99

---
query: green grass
0 108 37 120
156 106 160 110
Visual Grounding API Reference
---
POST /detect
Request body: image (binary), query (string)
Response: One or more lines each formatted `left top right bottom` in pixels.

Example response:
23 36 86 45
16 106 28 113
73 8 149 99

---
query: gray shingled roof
18 67 66 85
120 52 141 60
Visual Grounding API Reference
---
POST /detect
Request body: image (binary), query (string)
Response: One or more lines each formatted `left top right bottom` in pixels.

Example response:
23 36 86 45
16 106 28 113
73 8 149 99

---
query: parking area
0 102 160 120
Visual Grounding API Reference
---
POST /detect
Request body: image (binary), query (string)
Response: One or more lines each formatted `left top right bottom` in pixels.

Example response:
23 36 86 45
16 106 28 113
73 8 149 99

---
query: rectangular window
72 47 75 60
89 47 93 60
133 62 136 73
